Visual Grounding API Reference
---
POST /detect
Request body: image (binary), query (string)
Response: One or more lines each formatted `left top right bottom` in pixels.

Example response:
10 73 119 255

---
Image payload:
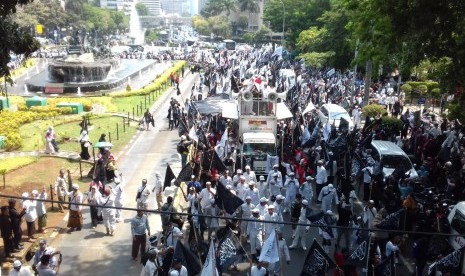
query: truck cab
446 201 465 274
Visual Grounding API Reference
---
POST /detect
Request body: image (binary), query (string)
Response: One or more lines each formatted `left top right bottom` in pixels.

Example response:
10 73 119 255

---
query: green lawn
0 156 38 173
20 116 138 153
111 90 165 115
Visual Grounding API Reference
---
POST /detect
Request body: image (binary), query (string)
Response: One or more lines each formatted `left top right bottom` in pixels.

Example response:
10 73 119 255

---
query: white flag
323 121 331 141
259 231 279 263
215 127 228 159
189 126 199 143
201 240 219 276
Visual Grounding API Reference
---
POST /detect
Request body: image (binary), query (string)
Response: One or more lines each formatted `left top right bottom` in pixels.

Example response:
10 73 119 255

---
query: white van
318 103 354 130
370 140 419 179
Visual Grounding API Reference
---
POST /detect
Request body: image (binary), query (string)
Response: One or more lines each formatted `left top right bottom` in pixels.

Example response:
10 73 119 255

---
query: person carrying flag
289 199 310 251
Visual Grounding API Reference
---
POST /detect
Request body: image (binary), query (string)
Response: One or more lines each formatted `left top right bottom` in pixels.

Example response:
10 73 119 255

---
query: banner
376 208 405 230
345 235 370 267
375 254 396 276
173 240 202 276
307 211 334 238
216 182 244 215
259 230 279 263
174 164 193 187
301 239 336 276
217 230 243 271
428 247 465 276
163 164 176 191
188 126 199 143
201 240 219 276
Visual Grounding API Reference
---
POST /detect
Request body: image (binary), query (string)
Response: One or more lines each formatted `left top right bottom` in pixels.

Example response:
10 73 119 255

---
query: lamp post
280 0 285 46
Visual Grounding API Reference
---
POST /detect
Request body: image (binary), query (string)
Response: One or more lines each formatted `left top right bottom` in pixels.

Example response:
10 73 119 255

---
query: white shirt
243 170 257 183
315 166 327 185
385 241 399 257
166 226 183 248
9 266 33 276
198 188 216 210
250 265 267 276
169 266 188 276
144 259 158 276
137 185 150 204
244 188 260 206
363 206 377 229
23 200 37 222
153 176 163 194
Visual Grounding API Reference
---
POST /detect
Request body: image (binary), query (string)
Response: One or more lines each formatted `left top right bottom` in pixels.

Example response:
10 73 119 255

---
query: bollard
116 123 119 140
140 101 143 113
123 118 126 132
132 108 135 120
127 112 130 126
50 184 55 210
108 132 111 143
145 95 147 108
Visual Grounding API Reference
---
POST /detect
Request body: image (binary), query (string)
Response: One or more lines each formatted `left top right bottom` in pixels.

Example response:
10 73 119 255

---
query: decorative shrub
362 104 386 118
381 116 402 134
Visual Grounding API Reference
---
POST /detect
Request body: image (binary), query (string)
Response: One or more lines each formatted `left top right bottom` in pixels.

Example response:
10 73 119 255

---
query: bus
223 39 236 50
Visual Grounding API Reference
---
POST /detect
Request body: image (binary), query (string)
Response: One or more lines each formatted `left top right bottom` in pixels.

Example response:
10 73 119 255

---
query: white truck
230 91 291 175
445 201 465 275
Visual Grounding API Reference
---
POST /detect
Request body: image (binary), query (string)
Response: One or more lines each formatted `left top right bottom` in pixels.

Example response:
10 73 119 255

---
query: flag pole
365 234 372 276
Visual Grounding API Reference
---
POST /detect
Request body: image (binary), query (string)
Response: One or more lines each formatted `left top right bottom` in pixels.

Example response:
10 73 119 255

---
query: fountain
48 53 114 83
139 70 142 78
129 2 145 44
24 84 29 95
128 76 131 85
77 87 81 96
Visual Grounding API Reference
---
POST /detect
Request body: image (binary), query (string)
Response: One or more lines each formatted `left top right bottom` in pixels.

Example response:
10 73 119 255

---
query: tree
208 15 232 38
192 15 211 36
135 2 149 16
202 0 237 17
237 0 259 13
145 29 159 43
0 0 40 86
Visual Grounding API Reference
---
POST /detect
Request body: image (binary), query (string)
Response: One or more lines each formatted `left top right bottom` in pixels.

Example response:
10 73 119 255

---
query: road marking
126 131 145 155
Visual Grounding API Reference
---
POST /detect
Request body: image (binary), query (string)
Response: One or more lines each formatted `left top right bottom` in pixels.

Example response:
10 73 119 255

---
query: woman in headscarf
44 130 55 155
79 130 91 160
87 184 102 229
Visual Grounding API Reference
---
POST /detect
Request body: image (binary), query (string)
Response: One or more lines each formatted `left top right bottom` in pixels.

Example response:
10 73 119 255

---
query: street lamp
280 0 285 46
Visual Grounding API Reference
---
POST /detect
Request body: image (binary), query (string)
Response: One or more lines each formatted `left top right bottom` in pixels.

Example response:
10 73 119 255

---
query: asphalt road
47 71 199 276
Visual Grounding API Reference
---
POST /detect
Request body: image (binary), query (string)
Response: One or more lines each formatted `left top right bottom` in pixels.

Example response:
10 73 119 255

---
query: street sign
36 24 43 34
418 97 426 104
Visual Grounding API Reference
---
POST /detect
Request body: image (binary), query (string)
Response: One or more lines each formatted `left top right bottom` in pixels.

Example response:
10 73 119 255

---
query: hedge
404 81 439 96
110 60 186 98
362 104 386 118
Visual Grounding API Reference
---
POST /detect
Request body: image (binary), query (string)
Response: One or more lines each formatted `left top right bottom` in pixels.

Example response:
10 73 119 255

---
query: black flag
345 235 370 267
173 240 202 276
376 208 405 230
428 247 465 276
163 164 176 191
307 211 334 238
212 150 227 172
217 230 243 271
174 163 193 187
301 239 336 276
216 182 244 215
375 254 396 276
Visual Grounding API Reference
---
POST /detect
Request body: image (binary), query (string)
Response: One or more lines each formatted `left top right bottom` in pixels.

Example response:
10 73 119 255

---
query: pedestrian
79 130 91 160
32 239 60 274
164 221 183 248
9 259 33 276
315 160 327 203
250 261 267 276
136 179 150 211
269 173 282 197
112 177 125 223
181 66 185 78
36 253 61 276
385 236 402 264
44 129 55 155
198 181 216 212
8 199 24 252
299 176 314 202
244 181 260 207
67 184 83 232
268 231 290 276
263 205 280 241
53 169 68 213
361 163 373 201
290 194 303 237
131 210 151 261
239 196 255 243
177 135 192 167
204 198 220 240
160 196 182 229
35 188 48 234
167 107 175 130
143 249 160 276
336 198 353 250
284 172 299 213
318 183 339 212
100 187 116 236
363 200 377 229
256 175 268 199
244 165 257 183
169 258 187 276
152 172 163 210
87 185 102 229
22 192 37 241
289 199 310 251
320 210 336 254
247 208 263 260
0 205 14 258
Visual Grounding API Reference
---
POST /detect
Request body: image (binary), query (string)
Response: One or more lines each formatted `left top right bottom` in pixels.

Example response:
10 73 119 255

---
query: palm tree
237 0 259 13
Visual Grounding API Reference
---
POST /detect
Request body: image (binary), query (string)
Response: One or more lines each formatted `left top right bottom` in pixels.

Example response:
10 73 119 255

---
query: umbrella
93 141 113 148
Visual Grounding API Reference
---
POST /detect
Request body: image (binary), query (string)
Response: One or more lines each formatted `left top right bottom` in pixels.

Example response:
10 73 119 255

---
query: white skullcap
302 200 309 205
